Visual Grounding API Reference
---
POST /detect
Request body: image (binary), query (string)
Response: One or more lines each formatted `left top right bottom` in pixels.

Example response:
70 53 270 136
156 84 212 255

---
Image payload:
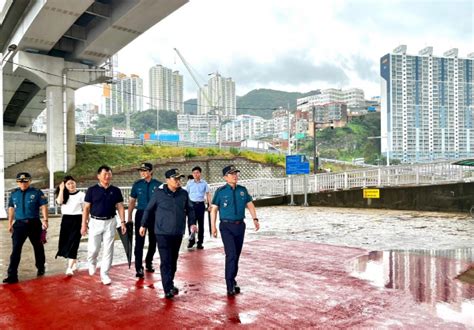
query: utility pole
312 105 318 173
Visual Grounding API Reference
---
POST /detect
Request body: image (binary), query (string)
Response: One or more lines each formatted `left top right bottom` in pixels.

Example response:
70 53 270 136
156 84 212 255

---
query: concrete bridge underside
0 0 188 216
2 0 187 171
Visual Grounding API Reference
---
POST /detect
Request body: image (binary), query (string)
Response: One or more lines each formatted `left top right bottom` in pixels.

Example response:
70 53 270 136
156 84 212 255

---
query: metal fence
4 161 473 212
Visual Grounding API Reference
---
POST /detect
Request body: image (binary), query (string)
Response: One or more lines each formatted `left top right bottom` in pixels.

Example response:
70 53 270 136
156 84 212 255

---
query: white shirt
61 191 85 215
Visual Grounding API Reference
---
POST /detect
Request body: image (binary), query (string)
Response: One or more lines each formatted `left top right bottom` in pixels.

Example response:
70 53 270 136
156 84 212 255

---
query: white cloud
76 0 473 105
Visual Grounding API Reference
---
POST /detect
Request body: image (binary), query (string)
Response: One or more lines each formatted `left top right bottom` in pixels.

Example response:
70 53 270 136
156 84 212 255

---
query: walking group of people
2 163 259 298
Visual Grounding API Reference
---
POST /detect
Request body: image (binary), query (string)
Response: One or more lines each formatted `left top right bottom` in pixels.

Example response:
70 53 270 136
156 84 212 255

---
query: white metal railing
4 161 474 208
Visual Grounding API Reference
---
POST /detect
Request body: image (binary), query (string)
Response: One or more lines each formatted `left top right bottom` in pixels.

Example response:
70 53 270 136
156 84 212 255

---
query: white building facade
381 45 474 163
101 73 143 116
198 73 236 120
75 103 98 134
149 64 183 113
222 115 270 142
177 114 220 144
297 88 365 112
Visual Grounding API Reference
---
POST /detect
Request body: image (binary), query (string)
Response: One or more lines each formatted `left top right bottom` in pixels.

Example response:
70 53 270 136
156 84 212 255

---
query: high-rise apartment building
197 72 236 120
381 45 474 163
100 73 143 116
149 64 183 113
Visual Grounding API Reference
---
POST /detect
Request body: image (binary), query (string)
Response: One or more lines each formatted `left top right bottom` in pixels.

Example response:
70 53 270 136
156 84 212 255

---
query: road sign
363 189 380 199
286 155 310 175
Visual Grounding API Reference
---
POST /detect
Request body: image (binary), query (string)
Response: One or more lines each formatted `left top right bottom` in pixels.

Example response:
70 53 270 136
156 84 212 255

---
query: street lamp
312 105 318 173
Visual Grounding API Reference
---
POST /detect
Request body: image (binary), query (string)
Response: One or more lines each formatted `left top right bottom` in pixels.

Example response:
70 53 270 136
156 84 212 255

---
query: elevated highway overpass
1 0 188 216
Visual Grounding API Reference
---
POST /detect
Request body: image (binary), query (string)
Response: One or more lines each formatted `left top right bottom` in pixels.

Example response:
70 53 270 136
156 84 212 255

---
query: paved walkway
1 206 473 328
0 239 469 329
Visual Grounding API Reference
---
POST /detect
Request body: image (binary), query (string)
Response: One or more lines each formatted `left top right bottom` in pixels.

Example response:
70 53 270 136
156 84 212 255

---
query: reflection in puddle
351 249 474 327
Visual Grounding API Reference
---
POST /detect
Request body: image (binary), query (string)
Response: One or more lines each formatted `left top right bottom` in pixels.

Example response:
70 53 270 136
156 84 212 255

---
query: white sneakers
88 263 112 285
88 264 96 276
65 268 74 276
101 275 112 285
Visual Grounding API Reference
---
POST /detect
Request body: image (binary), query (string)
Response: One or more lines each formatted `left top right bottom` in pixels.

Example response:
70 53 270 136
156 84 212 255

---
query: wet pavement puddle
351 248 474 327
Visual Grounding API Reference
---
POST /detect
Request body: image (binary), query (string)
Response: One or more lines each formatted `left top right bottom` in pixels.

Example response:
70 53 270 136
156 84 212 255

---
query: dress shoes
136 269 144 278
233 280 240 294
37 269 45 276
145 265 155 273
196 243 204 249
187 239 195 249
172 286 179 295
227 289 236 296
2 277 19 284
165 291 174 299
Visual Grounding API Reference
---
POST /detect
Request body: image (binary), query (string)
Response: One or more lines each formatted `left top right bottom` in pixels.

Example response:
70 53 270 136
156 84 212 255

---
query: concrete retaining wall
4 132 46 167
254 182 474 213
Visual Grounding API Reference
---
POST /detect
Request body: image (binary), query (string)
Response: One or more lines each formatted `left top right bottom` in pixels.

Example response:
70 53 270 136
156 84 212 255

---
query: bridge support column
45 85 76 173
11 51 110 175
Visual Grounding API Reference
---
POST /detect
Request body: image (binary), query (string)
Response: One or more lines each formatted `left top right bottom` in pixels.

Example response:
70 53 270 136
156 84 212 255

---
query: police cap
138 162 153 171
16 172 32 182
165 168 185 179
222 165 240 176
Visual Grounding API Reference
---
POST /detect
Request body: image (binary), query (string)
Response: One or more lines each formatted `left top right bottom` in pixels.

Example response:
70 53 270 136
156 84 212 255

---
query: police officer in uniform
128 162 162 278
210 165 260 296
140 168 197 299
3 172 49 284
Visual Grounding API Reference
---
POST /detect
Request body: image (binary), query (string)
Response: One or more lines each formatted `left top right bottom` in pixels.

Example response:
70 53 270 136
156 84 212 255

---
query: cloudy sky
76 0 473 104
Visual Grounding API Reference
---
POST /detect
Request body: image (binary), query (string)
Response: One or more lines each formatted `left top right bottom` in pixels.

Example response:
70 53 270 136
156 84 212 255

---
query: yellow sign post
363 189 380 199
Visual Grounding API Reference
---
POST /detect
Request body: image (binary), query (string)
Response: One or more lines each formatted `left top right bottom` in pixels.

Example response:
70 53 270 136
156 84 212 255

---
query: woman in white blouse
55 176 85 275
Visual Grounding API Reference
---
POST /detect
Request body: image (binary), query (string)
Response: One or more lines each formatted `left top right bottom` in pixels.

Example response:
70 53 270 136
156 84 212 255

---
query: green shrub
229 147 240 155
184 148 198 158
206 148 218 156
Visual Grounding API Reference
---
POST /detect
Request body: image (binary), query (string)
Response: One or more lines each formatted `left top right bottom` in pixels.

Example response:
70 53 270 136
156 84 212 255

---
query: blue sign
286 155 310 175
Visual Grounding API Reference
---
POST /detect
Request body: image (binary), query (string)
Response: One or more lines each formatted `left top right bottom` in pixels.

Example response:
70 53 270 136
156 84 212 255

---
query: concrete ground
0 206 473 328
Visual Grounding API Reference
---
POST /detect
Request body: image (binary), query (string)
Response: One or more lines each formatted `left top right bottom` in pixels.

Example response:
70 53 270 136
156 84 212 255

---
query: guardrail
4 161 472 213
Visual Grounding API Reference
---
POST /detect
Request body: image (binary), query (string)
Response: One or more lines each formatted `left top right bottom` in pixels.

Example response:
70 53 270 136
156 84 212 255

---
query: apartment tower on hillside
381 45 474 163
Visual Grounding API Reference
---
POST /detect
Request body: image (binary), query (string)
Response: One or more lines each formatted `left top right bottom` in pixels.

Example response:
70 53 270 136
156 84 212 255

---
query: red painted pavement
0 239 467 329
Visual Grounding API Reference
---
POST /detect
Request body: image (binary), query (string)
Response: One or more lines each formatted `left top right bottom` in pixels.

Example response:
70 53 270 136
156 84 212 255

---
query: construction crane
173 48 222 147
173 48 214 113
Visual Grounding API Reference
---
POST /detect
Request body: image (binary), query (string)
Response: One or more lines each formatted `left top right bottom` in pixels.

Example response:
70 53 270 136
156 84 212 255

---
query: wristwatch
253 218 259 222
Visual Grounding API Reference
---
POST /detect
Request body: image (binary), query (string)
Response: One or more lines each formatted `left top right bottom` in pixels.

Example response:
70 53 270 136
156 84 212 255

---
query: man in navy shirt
3 172 49 284
185 166 211 249
211 165 260 296
81 165 126 285
128 162 162 278
140 168 197 299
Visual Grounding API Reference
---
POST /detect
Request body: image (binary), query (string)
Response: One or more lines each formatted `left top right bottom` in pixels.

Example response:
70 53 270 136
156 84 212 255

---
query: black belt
91 215 115 220
221 219 243 224
191 201 205 204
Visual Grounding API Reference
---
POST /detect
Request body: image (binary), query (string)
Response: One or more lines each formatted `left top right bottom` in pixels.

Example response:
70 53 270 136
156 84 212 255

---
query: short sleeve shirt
8 187 48 220
185 179 210 202
85 184 123 218
211 184 252 221
130 178 162 210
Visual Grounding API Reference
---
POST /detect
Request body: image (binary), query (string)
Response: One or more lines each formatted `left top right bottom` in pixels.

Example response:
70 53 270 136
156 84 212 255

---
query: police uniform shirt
211 184 252 221
130 178 162 210
8 187 48 220
185 179 209 202
85 184 123 218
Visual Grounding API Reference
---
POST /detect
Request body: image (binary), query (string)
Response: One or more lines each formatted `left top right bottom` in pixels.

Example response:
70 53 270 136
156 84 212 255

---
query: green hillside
236 89 319 119
298 112 385 165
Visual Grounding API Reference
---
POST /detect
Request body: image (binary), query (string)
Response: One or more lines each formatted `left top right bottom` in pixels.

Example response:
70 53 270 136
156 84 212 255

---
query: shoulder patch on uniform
41 195 47 199
215 185 226 193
